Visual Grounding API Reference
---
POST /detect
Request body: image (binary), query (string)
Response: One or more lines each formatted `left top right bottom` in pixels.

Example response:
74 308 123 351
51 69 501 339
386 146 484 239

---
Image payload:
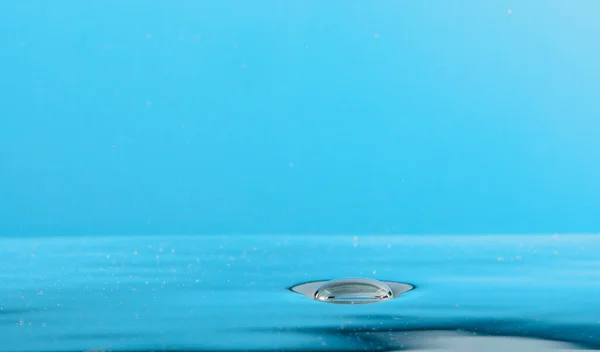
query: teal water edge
1 234 599 351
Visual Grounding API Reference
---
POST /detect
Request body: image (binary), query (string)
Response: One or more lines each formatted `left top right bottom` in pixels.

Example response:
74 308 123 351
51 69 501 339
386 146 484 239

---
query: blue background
1 1 600 236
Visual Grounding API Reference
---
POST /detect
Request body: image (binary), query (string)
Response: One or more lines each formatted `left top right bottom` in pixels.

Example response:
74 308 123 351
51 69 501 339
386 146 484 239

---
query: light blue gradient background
1 1 600 236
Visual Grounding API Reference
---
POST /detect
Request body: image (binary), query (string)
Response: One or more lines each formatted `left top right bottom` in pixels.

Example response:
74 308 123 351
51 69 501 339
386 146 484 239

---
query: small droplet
373 32 380 39
507 8 512 14
314 278 393 305
291 279 413 304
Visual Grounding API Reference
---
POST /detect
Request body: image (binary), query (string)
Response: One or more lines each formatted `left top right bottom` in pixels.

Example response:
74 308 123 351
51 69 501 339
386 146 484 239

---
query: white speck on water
146 101 152 106
507 8 512 14
373 32 380 38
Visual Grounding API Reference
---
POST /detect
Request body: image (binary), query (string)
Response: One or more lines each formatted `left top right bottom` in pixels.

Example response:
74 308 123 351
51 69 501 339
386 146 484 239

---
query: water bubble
290 278 413 305
315 278 392 304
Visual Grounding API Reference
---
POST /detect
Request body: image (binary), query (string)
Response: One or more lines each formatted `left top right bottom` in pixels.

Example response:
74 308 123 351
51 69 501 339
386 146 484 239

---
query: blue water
2 1 600 351
1 234 600 351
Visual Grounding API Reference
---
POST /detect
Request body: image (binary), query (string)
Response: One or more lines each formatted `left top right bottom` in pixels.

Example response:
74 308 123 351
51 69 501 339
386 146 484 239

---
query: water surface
1 234 599 351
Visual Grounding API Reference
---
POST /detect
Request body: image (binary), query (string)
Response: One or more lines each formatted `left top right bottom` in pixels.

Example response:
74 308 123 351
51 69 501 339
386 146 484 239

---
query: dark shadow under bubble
240 316 600 351
344 314 600 349
29 319 596 352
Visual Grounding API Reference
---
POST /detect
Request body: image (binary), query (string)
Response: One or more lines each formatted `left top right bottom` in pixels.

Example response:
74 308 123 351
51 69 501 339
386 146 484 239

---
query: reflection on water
0 235 599 351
